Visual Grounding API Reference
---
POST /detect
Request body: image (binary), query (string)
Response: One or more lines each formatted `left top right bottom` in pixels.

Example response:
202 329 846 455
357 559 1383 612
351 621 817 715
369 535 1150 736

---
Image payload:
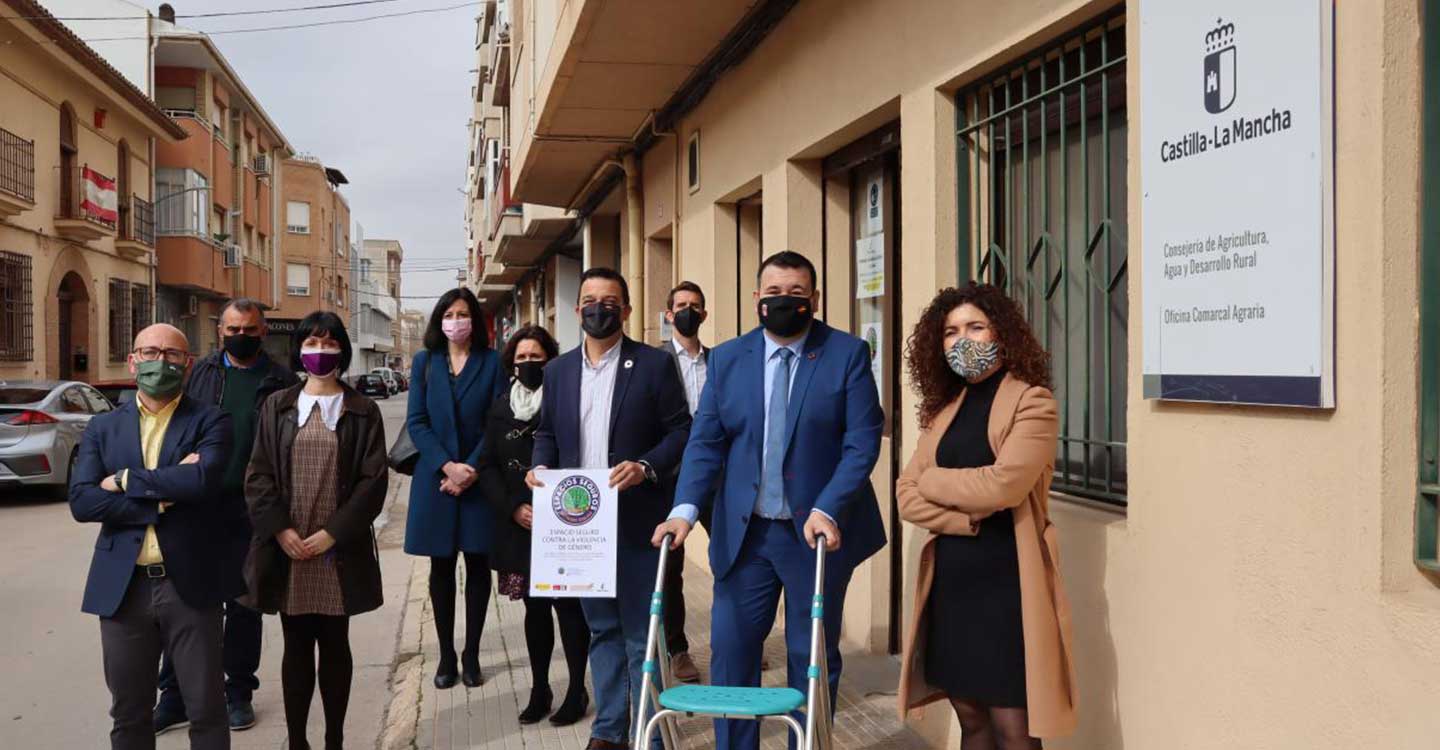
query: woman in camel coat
895 283 1077 749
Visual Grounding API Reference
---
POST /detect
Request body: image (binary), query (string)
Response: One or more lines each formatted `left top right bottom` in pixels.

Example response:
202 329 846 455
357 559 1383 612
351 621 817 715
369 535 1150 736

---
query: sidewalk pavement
401 551 926 750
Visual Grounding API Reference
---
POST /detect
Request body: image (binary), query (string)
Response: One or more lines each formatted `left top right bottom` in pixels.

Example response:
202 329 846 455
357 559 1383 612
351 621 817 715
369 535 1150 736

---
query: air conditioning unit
223 244 242 268
252 154 270 175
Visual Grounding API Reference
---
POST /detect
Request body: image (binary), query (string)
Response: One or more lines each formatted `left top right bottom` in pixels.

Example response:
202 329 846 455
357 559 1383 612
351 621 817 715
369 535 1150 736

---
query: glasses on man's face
133 347 190 364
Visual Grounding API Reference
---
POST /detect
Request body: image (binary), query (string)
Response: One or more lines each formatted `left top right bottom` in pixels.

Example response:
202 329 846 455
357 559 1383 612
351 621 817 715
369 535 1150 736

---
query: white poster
855 233 884 299
864 174 883 235
529 469 618 598
1139 0 1334 407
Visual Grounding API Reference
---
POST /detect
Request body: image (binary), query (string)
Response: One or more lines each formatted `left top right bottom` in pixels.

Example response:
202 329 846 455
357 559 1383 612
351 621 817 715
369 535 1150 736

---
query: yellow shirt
126 395 181 566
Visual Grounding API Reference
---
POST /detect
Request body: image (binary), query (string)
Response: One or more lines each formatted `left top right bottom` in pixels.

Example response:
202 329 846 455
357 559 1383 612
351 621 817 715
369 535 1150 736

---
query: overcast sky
124 1 478 316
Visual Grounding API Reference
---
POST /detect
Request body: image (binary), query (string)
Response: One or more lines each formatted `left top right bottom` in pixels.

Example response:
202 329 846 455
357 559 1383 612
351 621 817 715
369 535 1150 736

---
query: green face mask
135 359 185 398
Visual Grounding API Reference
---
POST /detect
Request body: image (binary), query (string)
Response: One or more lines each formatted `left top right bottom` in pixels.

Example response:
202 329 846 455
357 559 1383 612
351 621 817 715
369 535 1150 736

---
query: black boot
518 685 553 724
434 650 459 690
461 650 483 688
549 687 589 726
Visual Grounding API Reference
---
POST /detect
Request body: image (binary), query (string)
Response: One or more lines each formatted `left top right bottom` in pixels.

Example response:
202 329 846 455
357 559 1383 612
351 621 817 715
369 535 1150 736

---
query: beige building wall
274 157 351 322
622 0 1440 748
0 12 173 383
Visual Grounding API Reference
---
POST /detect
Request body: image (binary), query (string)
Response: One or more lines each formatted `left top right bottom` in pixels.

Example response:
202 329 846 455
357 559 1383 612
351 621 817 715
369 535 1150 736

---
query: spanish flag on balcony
81 166 118 224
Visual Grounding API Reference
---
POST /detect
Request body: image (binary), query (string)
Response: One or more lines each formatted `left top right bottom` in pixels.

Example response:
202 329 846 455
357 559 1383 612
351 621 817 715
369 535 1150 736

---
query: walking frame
633 533 835 750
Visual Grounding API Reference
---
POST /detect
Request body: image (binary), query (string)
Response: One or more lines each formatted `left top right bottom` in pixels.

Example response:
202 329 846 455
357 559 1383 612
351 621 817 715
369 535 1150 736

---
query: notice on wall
860 321 883 392
856 234 885 299
1140 0 1335 407
864 174 884 235
529 469 617 598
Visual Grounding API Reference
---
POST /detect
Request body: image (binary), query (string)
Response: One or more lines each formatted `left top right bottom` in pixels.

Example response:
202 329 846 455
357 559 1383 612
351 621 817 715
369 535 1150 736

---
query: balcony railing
488 153 521 240
57 165 117 231
119 194 155 247
0 127 35 203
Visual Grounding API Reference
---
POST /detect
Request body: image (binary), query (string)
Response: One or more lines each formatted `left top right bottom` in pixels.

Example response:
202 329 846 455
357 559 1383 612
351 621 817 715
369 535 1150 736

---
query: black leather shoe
550 689 589 726
434 653 459 690
461 652 483 688
518 686 552 724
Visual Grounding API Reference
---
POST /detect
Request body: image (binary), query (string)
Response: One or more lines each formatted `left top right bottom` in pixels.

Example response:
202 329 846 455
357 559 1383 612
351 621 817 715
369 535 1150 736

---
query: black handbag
387 354 429 475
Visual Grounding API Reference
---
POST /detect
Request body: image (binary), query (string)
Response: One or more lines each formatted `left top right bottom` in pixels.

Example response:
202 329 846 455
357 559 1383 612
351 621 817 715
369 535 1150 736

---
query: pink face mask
442 317 472 343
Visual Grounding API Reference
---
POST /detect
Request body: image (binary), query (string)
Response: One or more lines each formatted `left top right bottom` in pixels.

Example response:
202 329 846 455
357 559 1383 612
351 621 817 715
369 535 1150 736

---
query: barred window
957 11 1128 506
108 279 132 362
0 251 32 361
131 284 152 340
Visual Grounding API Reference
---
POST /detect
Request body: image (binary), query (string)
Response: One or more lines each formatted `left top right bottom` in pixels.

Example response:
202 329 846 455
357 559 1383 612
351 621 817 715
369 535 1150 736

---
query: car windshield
0 388 52 405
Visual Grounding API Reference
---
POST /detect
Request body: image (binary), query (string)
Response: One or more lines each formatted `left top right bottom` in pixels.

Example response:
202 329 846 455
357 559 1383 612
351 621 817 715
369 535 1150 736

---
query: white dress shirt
578 339 623 469
672 338 708 416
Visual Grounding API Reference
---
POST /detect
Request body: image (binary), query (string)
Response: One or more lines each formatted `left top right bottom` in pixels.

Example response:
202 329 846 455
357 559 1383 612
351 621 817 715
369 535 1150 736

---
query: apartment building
466 0 580 353
0 0 187 384
266 155 351 363
396 308 426 372
43 1 296 356
483 1 1440 747
356 239 403 371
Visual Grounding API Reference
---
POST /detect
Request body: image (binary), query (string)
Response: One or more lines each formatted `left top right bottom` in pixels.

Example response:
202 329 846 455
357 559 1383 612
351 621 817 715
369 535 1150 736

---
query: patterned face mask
946 337 1001 382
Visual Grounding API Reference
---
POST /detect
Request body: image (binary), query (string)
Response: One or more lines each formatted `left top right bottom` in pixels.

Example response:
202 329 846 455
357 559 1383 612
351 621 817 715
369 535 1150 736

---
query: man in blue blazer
653 252 885 750
529 267 692 750
70 323 235 750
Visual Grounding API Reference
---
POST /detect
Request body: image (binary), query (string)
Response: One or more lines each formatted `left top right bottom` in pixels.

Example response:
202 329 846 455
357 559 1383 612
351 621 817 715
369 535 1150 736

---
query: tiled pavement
415 557 926 750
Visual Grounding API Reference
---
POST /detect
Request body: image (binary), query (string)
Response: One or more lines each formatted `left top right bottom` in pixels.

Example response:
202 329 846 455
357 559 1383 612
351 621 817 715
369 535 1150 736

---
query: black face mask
672 307 703 338
758 295 813 338
515 361 545 390
580 302 624 339
222 333 264 362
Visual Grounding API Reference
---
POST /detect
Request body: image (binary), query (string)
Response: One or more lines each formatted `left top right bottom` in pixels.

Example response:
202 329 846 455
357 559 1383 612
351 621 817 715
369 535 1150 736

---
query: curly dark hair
905 282 1053 428
500 324 560 373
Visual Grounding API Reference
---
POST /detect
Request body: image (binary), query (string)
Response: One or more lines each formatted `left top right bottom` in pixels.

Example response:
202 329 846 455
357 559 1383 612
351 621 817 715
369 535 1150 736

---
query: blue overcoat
403 347 505 557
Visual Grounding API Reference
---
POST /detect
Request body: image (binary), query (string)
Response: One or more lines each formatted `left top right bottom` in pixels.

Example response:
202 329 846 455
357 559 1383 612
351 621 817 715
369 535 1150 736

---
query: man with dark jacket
154 299 299 734
71 323 234 750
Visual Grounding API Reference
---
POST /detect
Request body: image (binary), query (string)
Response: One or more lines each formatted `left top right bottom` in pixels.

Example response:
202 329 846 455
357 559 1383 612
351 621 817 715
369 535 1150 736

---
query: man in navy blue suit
70 323 235 750
653 251 885 750
529 267 692 750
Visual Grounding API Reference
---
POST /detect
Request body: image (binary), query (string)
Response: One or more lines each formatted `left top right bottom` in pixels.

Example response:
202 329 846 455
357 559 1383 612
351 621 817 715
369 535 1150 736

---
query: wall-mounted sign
1140 0 1335 407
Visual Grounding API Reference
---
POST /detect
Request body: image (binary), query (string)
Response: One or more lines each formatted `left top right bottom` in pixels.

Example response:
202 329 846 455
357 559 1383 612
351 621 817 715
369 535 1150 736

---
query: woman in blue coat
405 287 505 689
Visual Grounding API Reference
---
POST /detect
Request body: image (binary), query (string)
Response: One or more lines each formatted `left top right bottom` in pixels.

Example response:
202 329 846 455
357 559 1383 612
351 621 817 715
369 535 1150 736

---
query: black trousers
101 570 228 750
661 543 689 655
156 598 262 710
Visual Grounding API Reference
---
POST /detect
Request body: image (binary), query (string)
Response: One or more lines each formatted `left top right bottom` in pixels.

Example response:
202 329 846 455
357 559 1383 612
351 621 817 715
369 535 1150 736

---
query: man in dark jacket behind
154 298 299 735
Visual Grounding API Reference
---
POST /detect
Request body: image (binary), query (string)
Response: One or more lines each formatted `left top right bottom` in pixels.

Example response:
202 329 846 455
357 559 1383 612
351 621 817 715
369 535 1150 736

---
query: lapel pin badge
624 359 634 369
807 352 818 360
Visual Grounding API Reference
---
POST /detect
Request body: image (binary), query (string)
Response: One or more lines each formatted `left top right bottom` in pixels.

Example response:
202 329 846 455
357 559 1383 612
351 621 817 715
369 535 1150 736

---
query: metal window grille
108 279 132 362
1418 0 1440 569
956 10 1128 506
132 284 152 339
0 251 32 361
0 127 35 203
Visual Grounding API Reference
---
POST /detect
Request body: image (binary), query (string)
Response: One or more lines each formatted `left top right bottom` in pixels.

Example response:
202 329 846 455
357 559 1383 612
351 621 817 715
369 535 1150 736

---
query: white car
370 367 400 395
0 380 114 498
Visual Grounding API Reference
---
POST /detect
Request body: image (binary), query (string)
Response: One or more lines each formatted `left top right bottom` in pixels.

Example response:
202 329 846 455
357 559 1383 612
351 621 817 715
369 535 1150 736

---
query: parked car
394 372 408 392
355 374 390 399
91 378 138 408
0 381 114 498
370 367 400 395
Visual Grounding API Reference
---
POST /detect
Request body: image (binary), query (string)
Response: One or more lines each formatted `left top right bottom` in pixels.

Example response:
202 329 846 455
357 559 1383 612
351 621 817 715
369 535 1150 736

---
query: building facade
0 0 187 386
480 1 1440 748
267 155 351 363
356 238 402 371
396 308 426 372
45 0 296 358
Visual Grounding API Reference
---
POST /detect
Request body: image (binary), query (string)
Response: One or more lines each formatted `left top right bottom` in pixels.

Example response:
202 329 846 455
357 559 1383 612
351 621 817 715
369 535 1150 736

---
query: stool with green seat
633 533 834 750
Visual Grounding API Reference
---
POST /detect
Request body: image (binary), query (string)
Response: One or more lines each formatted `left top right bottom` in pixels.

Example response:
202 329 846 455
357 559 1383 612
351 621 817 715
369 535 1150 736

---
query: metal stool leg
804 535 832 750
634 535 675 750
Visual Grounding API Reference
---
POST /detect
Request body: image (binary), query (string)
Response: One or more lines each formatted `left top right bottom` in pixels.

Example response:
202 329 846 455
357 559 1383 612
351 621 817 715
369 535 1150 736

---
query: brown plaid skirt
282 405 345 616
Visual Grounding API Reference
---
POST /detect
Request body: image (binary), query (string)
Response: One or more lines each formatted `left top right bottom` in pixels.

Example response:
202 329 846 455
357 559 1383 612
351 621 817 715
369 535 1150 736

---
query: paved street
0 392 414 750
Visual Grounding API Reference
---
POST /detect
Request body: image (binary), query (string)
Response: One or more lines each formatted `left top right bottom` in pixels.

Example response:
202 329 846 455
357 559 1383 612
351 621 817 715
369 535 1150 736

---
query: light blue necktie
758 347 794 519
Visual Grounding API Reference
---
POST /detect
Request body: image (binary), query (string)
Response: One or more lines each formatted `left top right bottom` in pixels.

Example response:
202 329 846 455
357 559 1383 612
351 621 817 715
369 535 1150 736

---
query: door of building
825 120 901 652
